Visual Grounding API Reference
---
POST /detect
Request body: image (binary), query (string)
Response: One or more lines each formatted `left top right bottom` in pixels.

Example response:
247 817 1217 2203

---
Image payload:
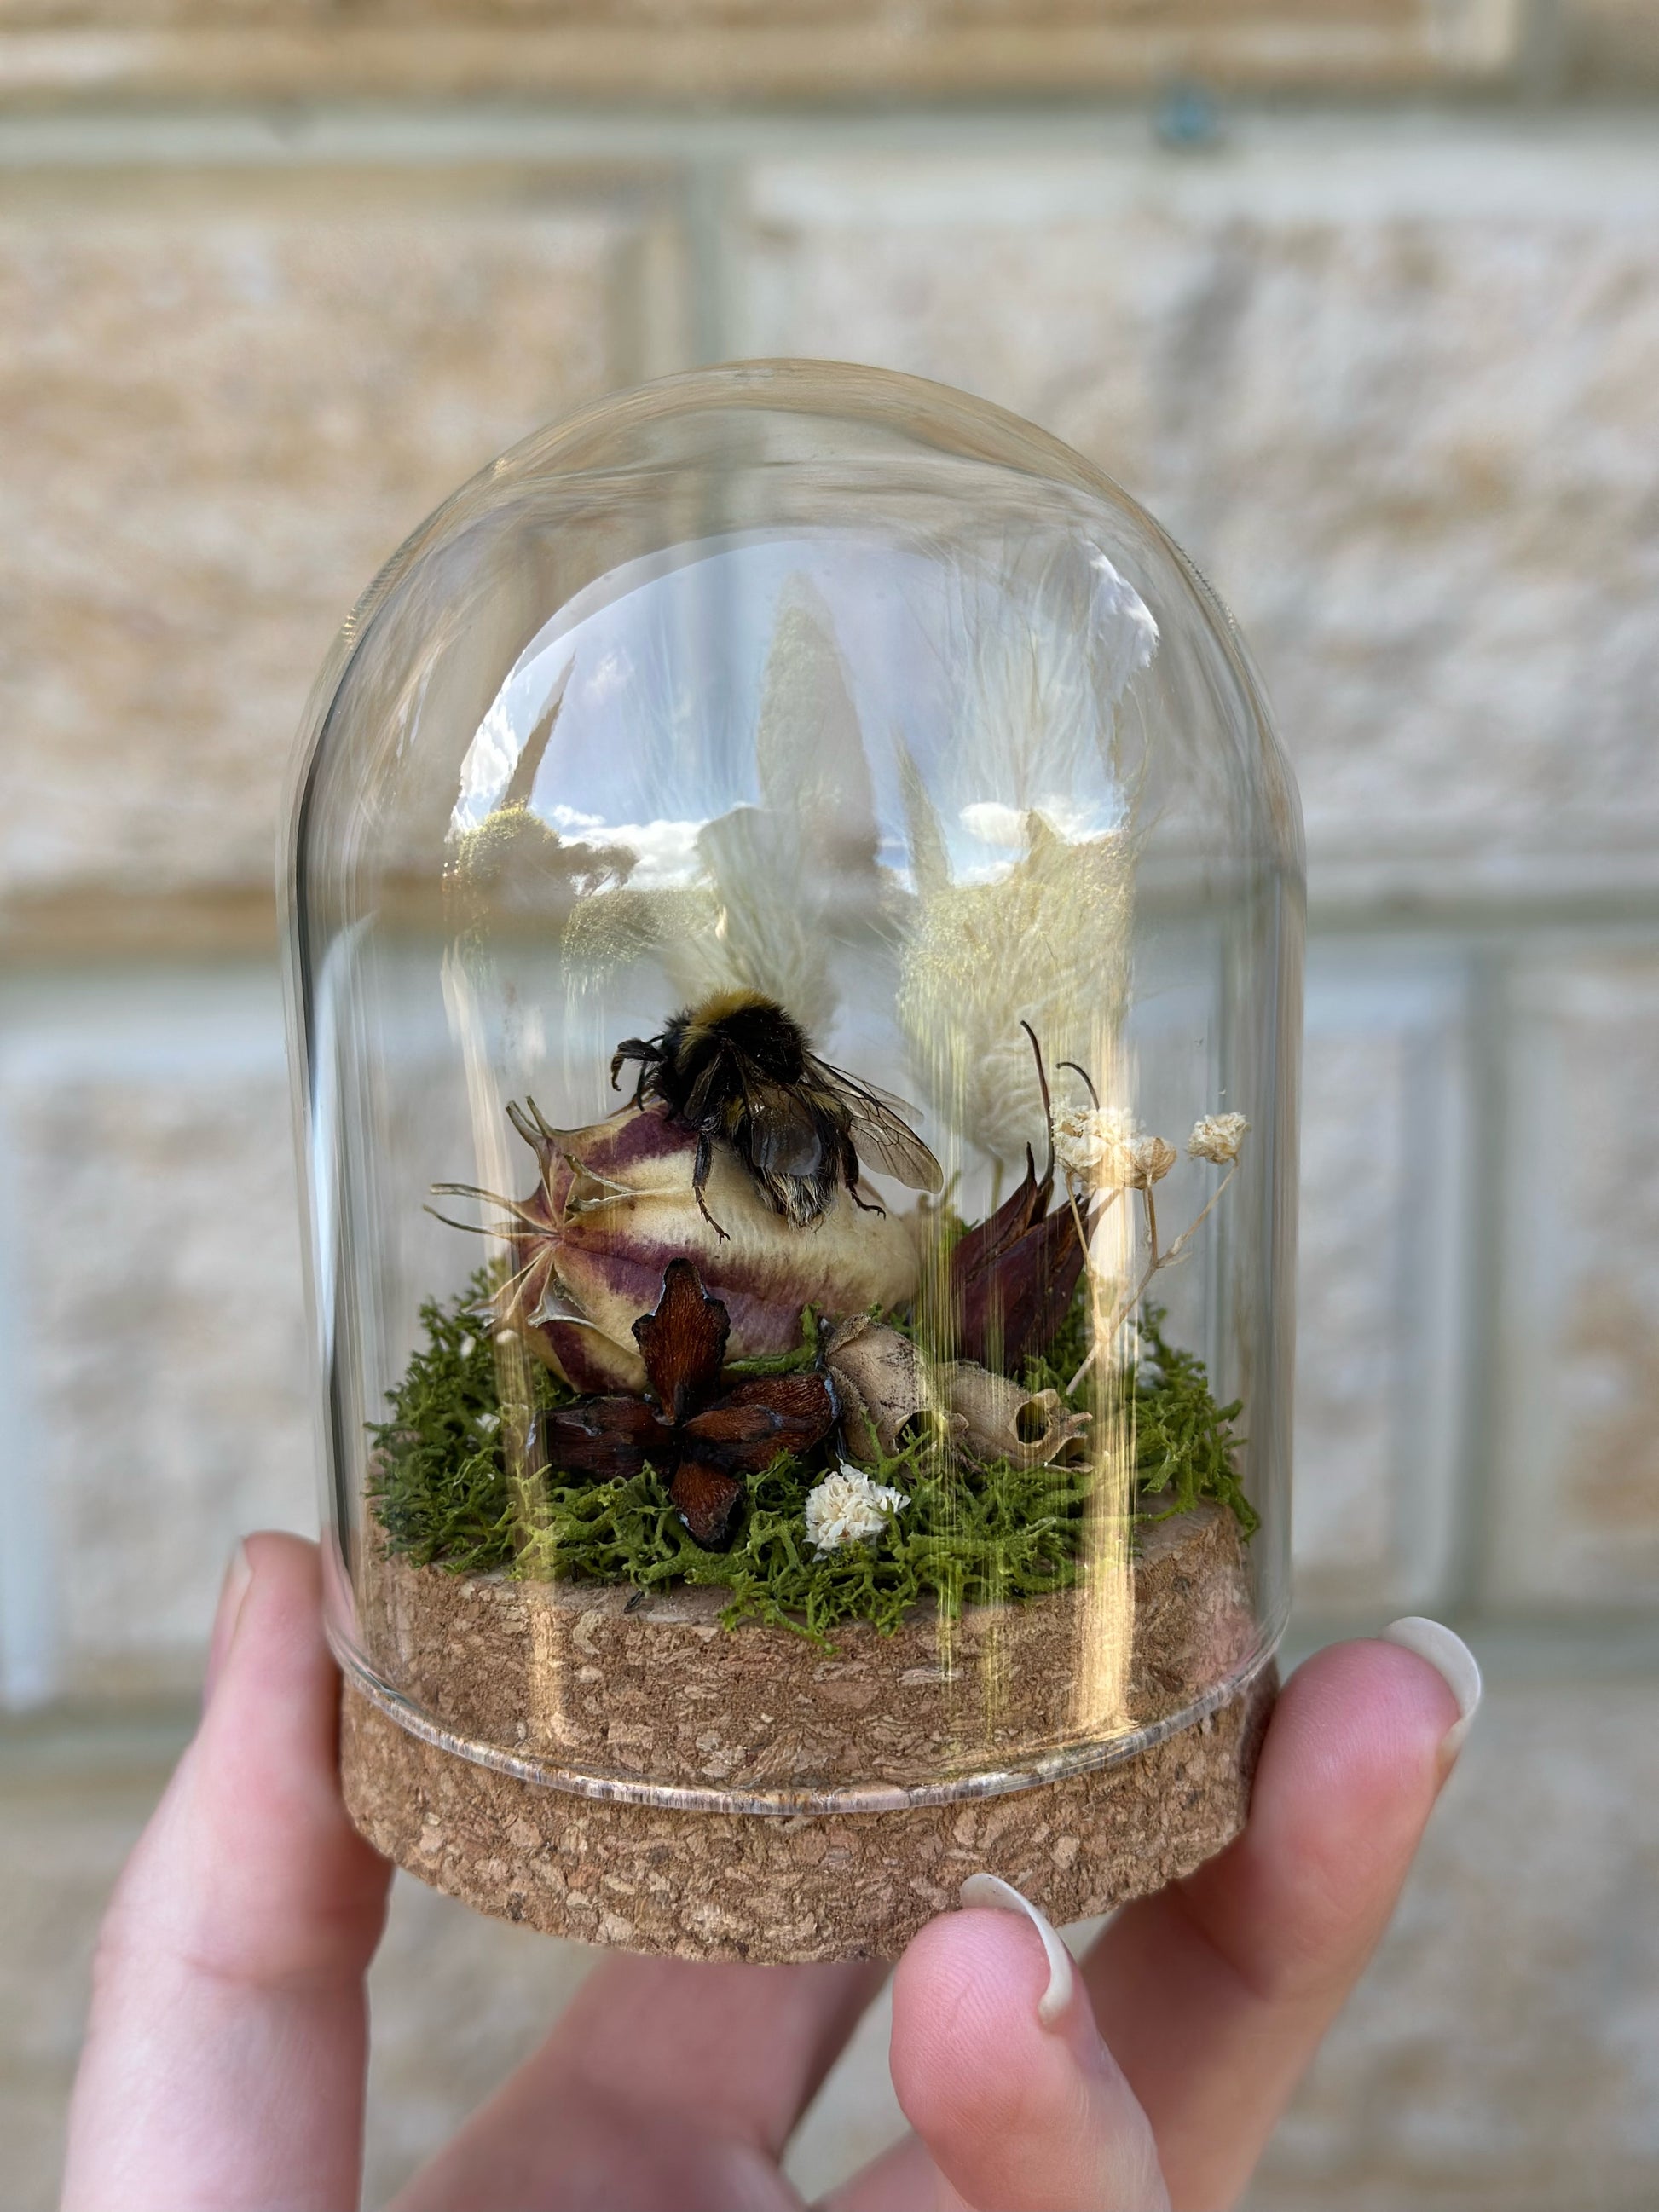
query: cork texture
342 1505 1275 1960
342 1663 1274 1961
356 1503 1258 1798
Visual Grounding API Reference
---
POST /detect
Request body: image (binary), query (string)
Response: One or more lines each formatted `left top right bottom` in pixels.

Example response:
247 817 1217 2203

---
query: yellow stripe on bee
683 987 775 1039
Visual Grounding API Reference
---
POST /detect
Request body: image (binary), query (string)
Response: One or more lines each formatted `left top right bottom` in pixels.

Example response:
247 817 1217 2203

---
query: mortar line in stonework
0 1013 63 1709
2 104 1657 176
1445 936 1516 1620
682 150 737 369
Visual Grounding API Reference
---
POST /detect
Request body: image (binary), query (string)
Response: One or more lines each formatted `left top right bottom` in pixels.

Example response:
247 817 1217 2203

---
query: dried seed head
1188 1112 1250 1165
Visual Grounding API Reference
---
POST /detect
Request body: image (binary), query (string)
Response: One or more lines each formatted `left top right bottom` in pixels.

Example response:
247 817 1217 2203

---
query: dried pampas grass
560 575 876 1038
892 539 1155 1172
896 796 1132 1171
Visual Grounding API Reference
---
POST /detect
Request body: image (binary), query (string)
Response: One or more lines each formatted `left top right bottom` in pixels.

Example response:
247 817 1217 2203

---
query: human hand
61 1533 1477 2211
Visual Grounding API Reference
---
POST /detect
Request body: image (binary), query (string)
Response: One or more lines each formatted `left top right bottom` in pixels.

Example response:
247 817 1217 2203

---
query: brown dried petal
632 1256 730 1422
535 1394 667 1481
669 1461 745 1548
958 1202 1090 1373
950 1146 1049 1285
680 1372 838 1474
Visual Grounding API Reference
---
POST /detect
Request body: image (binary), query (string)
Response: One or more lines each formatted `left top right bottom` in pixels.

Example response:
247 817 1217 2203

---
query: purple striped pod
485 1101 922 1395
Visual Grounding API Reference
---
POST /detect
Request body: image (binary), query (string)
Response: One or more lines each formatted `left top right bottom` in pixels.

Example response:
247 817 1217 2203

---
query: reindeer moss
369 1273 1253 1635
1024 1302 1259 1541
367 1271 567 1576
517 1441 1090 1642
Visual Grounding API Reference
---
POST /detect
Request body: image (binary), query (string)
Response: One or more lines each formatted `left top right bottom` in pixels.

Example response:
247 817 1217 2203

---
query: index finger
61 1534 392 2212
1082 1634 1469 2209
829 1632 1470 2212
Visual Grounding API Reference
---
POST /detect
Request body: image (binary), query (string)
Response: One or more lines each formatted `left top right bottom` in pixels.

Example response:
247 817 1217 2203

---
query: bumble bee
610 990 943 1237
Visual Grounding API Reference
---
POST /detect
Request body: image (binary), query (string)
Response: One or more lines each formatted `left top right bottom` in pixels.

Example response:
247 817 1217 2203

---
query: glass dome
282 360 1303 1959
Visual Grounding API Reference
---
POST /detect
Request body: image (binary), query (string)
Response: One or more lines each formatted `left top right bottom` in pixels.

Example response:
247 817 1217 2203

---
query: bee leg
842 1141 887 1218
608 1039 652 1107
692 1130 730 1241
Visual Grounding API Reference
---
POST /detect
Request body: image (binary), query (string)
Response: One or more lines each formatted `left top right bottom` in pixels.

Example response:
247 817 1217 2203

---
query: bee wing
805 1054 945 1193
843 1072 927 1120
744 1075 830 1178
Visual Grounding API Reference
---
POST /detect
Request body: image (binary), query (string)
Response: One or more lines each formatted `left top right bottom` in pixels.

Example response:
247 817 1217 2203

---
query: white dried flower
1054 1107 1177 1191
1188 1112 1250 1165
1124 1134 1178 1187
805 1464 910 1557
1053 1104 1134 1188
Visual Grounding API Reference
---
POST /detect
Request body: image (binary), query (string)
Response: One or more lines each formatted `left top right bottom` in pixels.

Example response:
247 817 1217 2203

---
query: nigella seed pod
440 1100 922 1394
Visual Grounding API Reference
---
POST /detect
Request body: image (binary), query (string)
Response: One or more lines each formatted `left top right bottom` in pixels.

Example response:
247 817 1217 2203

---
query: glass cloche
281 361 1303 1961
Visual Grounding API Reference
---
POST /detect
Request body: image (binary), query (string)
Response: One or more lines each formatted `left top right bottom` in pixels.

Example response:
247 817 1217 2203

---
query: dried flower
1053 1104 1133 1187
1053 1107 1175 1193
805 1464 910 1557
435 1100 918 1394
893 544 1154 1173
558 578 880 1042
535 1257 838 1547
895 805 1133 1174
1188 1112 1249 1165
1126 1135 1178 1187
1065 1112 1239 1398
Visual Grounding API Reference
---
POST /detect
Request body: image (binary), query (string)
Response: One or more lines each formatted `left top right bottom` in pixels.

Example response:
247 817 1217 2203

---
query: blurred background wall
3 6 1658 2207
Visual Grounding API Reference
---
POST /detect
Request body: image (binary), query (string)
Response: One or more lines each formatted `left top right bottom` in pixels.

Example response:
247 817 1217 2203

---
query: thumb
888 1879 1169 2212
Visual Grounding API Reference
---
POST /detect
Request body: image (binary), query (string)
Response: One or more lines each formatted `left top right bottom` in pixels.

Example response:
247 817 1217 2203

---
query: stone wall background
2 9 1657 2206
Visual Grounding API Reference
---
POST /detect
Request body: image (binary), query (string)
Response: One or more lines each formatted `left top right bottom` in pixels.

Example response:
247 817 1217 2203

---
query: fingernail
1382 1616 1483 1762
959 1872 1075 2029
204 1541 253 1705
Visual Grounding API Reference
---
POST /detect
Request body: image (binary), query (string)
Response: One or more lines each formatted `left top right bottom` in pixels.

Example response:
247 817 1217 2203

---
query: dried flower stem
1066 1179 1114 1401
1066 1161 1240 1398
1160 1164 1238 1270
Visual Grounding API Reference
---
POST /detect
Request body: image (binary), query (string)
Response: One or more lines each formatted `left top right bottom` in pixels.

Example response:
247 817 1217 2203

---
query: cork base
355 1503 1261 1804
341 1661 1276 1961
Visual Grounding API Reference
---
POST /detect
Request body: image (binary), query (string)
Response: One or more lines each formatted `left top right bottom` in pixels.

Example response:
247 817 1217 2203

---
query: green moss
1022 1300 1260 1541
367 1269 569 1575
1123 1314 1258 1538
514 1442 1089 1643
368 1272 1256 1633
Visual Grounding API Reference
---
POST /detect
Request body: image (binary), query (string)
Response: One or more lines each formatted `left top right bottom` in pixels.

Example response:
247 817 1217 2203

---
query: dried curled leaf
950 1148 1092 1373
